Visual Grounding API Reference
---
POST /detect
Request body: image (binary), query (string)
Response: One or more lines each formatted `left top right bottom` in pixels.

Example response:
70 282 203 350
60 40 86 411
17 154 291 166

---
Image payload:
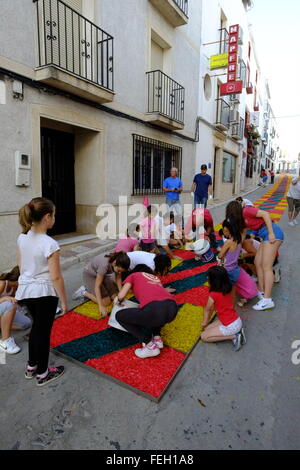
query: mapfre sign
220 24 243 96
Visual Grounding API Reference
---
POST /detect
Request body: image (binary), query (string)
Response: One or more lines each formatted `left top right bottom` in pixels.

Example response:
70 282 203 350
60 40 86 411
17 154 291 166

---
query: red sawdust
174 285 210 306
85 345 186 398
50 311 109 348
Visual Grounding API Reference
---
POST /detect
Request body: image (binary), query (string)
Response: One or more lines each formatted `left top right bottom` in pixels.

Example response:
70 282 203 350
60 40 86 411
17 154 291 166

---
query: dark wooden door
41 128 76 236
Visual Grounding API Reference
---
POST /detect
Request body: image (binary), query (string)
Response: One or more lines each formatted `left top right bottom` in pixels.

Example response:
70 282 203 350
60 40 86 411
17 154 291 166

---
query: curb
61 241 117 270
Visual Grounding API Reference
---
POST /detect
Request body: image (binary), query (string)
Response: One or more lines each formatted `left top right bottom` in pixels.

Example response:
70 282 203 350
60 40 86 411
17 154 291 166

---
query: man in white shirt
286 172 300 226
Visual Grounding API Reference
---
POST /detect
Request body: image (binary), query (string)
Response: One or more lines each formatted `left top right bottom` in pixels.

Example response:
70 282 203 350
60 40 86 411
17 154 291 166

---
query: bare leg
0 305 17 340
201 320 235 343
261 240 282 298
255 244 264 292
84 291 111 307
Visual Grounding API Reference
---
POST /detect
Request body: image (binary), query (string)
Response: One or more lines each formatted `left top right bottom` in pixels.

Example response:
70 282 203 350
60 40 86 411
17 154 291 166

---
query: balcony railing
246 82 253 94
215 98 230 131
174 0 189 16
149 0 188 27
218 28 229 55
231 117 245 140
34 0 114 91
146 70 185 125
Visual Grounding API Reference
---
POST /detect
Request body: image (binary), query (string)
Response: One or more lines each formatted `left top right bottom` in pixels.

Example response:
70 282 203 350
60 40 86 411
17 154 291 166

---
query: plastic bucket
193 239 214 262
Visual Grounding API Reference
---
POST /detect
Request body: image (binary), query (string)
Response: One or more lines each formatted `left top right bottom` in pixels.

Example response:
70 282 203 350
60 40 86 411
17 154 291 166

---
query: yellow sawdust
161 303 208 353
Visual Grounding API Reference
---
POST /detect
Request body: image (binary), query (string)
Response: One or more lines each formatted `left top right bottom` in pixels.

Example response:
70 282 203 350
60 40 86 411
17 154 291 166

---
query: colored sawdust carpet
51 254 215 401
51 177 289 401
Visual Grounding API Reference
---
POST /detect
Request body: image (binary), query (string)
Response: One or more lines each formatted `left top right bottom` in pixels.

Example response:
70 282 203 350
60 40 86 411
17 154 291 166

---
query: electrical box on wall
15 151 31 187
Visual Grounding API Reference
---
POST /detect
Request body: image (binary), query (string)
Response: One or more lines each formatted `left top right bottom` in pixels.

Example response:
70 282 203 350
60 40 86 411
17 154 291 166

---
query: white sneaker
253 298 275 311
288 221 295 227
153 336 164 349
0 337 21 354
135 342 160 358
293 218 298 226
273 265 281 283
257 291 264 300
72 285 87 300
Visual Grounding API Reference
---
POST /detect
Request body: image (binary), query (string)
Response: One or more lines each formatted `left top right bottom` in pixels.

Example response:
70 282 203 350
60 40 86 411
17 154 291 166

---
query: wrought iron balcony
215 98 230 131
146 70 185 130
34 0 114 103
246 82 254 94
231 117 245 140
149 0 188 27
174 0 189 16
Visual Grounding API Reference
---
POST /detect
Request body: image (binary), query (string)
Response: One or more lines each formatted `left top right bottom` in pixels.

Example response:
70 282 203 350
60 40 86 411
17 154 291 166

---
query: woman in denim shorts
226 201 284 311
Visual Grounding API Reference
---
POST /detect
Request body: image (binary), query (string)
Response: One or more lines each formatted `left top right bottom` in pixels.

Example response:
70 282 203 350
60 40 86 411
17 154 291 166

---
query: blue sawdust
166 272 209 294
54 327 153 362
170 255 217 274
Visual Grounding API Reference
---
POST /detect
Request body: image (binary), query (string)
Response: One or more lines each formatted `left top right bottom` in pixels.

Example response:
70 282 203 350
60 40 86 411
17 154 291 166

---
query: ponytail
18 197 55 234
19 204 33 234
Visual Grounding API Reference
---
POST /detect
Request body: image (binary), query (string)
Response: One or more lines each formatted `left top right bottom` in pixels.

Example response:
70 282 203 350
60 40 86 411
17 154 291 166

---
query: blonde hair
19 197 55 234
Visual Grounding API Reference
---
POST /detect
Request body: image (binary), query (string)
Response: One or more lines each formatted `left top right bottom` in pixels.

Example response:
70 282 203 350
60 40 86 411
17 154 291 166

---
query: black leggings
22 296 58 374
116 300 178 344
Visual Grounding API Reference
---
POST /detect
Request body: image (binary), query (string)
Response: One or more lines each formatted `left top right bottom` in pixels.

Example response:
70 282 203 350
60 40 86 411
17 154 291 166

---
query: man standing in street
163 167 183 219
191 164 213 208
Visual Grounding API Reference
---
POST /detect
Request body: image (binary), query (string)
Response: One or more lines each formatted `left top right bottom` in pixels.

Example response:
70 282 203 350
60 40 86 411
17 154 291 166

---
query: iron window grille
237 60 247 86
34 0 114 91
173 0 189 16
133 134 182 196
215 98 230 130
231 117 245 140
146 70 185 124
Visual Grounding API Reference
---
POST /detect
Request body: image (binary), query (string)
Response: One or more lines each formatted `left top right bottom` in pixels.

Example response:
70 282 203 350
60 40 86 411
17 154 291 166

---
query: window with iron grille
132 135 182 196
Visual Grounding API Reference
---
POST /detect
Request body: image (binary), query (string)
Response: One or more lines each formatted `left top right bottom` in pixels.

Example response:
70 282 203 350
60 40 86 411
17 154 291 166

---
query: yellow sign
210 53 228 70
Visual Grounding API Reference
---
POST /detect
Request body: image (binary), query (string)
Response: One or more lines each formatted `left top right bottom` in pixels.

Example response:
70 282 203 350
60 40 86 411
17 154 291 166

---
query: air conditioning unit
229 109 240 123
230 94 240 104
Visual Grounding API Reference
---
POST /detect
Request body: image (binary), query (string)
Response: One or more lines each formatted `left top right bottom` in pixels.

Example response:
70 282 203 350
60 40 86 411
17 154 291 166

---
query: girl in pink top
113 230 139 253
140 206 158 253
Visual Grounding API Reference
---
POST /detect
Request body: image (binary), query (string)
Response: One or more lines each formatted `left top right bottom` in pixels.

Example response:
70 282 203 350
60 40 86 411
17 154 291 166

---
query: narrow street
1 182 299 451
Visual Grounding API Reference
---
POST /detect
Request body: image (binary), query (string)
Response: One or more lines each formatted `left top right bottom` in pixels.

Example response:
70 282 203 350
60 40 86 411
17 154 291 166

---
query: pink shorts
236 267 258 299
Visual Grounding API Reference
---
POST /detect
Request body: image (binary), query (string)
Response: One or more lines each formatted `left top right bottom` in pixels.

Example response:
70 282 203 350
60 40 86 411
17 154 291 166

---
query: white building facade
0 0 201 271
196 0 265 200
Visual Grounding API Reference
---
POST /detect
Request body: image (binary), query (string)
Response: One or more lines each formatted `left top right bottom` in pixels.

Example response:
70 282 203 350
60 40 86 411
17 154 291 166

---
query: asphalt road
1 182 300 450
